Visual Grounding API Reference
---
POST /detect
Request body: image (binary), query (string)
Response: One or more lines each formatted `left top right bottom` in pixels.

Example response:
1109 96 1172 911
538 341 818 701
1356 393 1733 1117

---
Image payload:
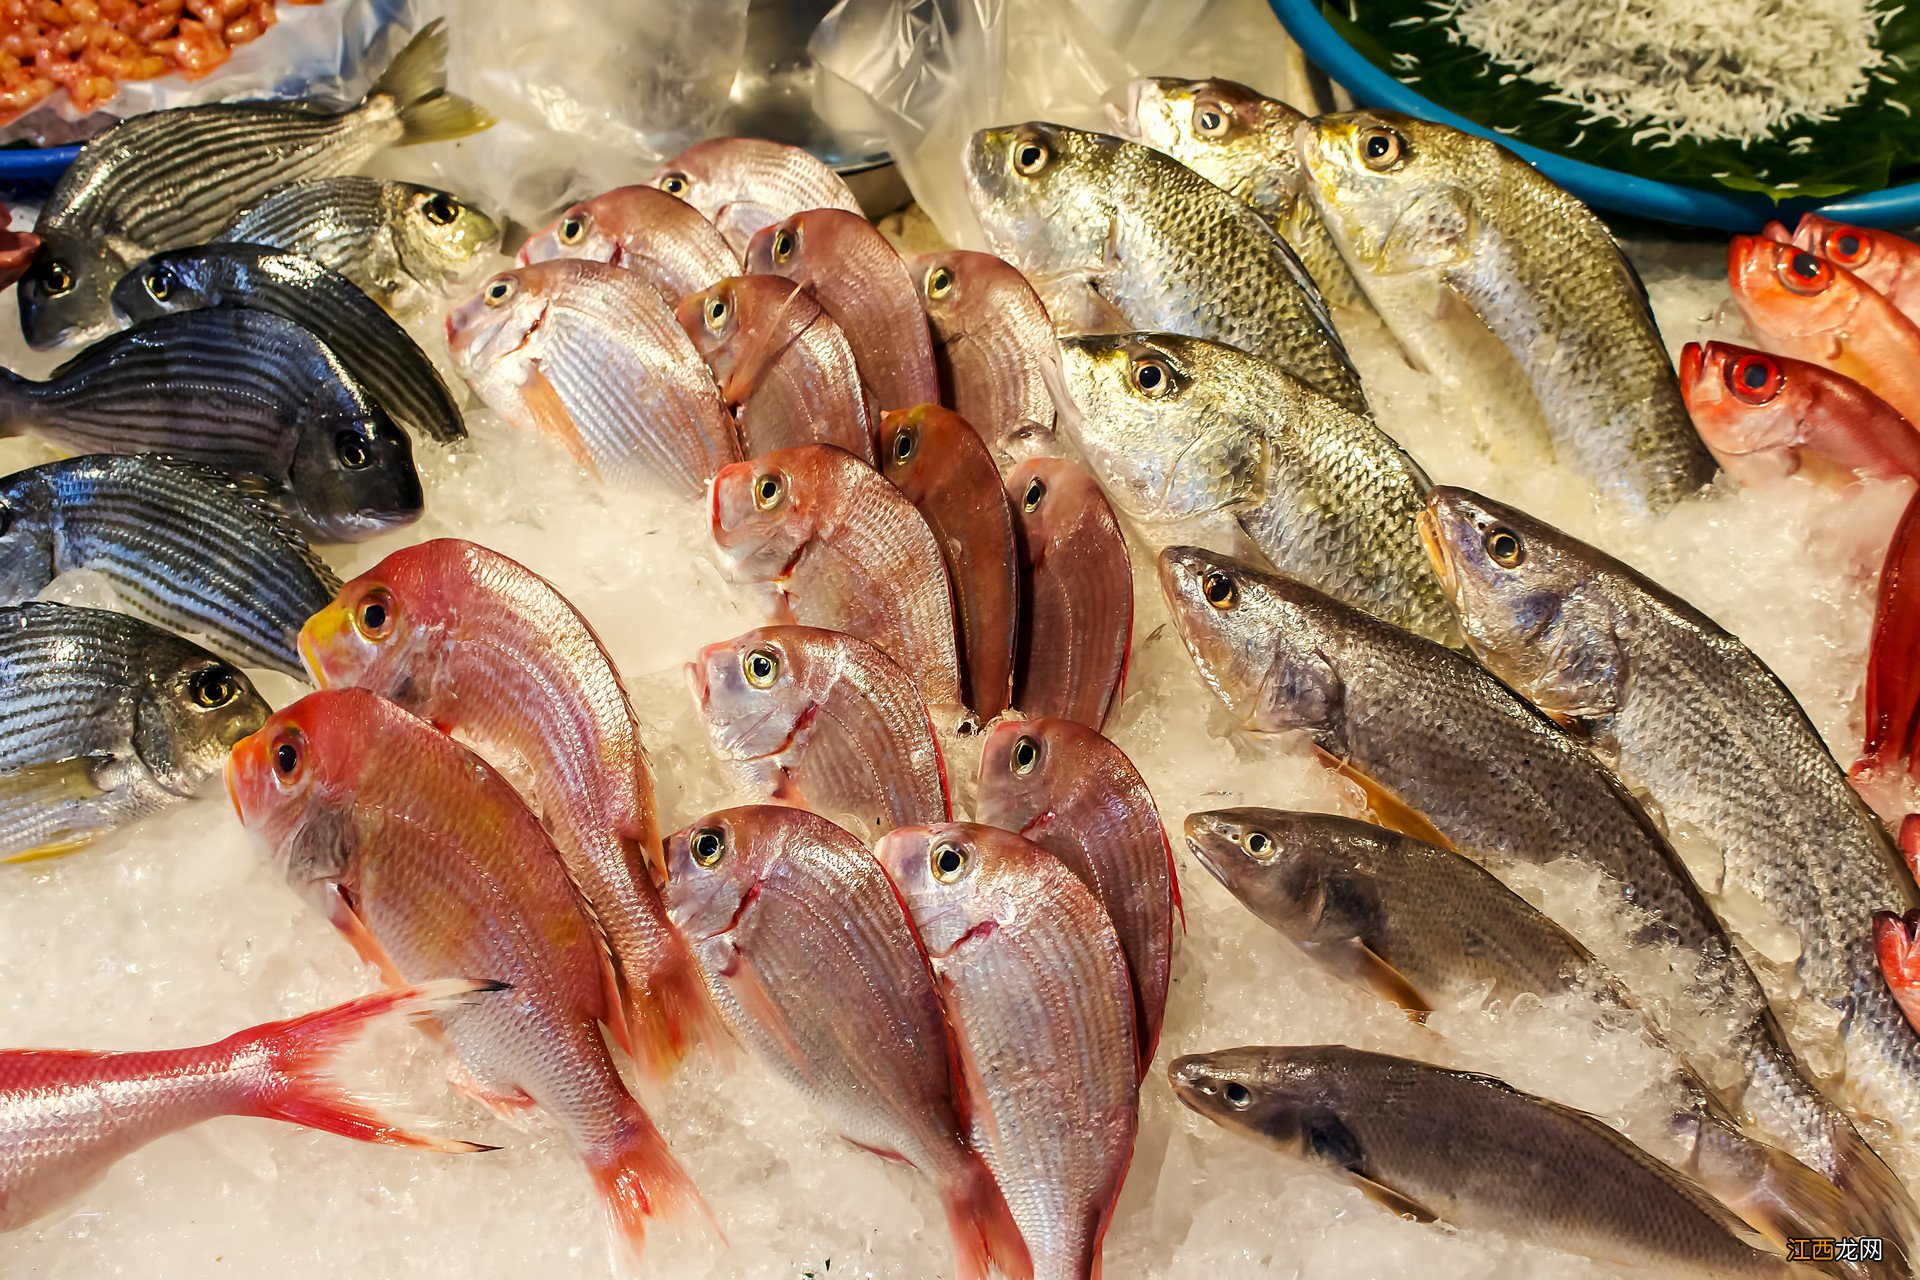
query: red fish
912 250 1059 459
648 138 864 256
1790 214 1920 328
0 981 493 1234
746 209 941 413
879 405 1020 719
298 538 725 1083
228 688 708 1260
1678 340 1920 487
1860 496 1920 781
1006 457 1132 730
1876 910 1920 1036
519 184 739 304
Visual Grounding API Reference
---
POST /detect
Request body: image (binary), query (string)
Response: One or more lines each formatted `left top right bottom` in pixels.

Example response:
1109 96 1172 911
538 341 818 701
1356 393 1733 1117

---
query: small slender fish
0 307 423 544
878 405 1020 720
20 20 492 348
878 823 1138 1280
976 717 1178 1077
0 454 341 676
689 626 950 841
0 981 497 1234
677 275 876 464
1789 214 1920 328
218 176 502 312
447 261 739 493
746 210 940 413
0 602 268 862
519 184 739 303
1875 911 1920 1036
911 250 1059 458
1728 237 1920 429
112 243 467 444
1862 498 1920 781
1006 457 1131 730
711 444 966 711
227 688 709 1261
966 122 1365 416
296 538 724 1082
660 807 1030 1280
1679 341 1920 487
648 137 865 256
1172 1046 1805 1279
1057 331 1454 643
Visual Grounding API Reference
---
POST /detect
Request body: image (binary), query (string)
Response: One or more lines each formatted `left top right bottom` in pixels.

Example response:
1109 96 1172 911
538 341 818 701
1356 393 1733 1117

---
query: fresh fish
689 625 950 841
295 538 723 1082
0 229 39 292
1788 214 1920 328
1109 76 1367 312
111 243 468 444
911 249 1059 458
0 981 496 1234
446 261 739 493
0 307 423 544
0 454 341 676
1057 331 1454 643
976 717 1177 1077
1875 911 1920 1036
660 806 1030 1280
1862 498 1920 781
676 275 876 464
0 602 267 862
877 823 1138 1280
519 184 738 302
1006 457 1130 730
966 122 1365 416
1424 486 1920 1186
1297 110 1715 514
648 137 865 256
1172 1046 1803 1279
1158 544 1918 1256
226 688 708 1259
1678 340 1920 487
19 21 492 348
1728 237 1920 429
878 405 1020 720
218 175 502 312
746 209 940 412
710 444 966 712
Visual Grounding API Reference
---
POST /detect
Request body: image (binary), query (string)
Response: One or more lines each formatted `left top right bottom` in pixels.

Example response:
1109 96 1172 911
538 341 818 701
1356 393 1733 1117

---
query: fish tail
369 19 494 146
1873 910 1920 1035
230 978 504 1153
941 1155 1033 1280
1828 1118 1920 1276
620 934 734 1083
1687 1117 1856 1257
588 1105 717 1261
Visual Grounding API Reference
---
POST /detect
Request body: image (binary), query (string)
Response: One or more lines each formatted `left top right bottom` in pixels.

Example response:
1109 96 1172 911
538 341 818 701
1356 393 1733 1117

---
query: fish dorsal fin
721 282 822 406
146 455 341 592
1318 936 1432 1020
1313 746 1455 850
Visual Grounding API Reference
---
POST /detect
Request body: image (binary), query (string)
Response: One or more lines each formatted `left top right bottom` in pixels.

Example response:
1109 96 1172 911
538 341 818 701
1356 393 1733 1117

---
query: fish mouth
1416 507 1458 600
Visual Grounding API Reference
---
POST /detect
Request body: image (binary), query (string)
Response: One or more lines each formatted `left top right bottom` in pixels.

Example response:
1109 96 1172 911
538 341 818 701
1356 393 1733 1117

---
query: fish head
973 716 1092 828
876 822 1035 957
394 185 501 290
1419 487 1623 719
689 627 814 760
1726 237 1859 350
288 401 424 543
709 447 828 580
446 267 549 377
674 276 752 380
1677 342 1808 476
520 191 624 267
1184 809 1390 949
227 688 384 902
108 251 212 325
1171 1047 1347 1160
744 209 825 279
1109 77 1303 208
135 641 270 800
1790 212 1879 276
299 540 462 706
660 805 793 941
17 232 129 350
0 467 59 600
912 249 1011 335
1057 332 1267 521
1157 545 1351 750
965 122 1125 283
646 137 730 223
877 403 973 491
1296 110 1480 277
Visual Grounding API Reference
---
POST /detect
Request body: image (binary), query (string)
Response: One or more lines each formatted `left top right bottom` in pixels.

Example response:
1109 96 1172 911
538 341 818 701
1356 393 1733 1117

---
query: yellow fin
1318 937 1432 1020
3 833 100 864
1348 1171 1437 1223
1314 747 1455 851
0 757 111 863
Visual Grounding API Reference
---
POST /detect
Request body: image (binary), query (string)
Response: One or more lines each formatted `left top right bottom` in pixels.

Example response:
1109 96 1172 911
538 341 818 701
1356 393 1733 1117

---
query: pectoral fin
1316 937 1432 1020
0 757 111 863
521 360 597 475
1349 1172 1438 1223
1313 748 1454 851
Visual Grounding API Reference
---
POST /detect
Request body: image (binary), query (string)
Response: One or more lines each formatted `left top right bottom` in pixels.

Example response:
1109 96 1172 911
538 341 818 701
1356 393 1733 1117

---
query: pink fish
912 250 1059 459
519 184 740 304
648 137 864 256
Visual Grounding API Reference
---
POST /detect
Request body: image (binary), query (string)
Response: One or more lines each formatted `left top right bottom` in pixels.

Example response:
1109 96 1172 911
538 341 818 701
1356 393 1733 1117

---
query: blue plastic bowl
1269 0 1920 231
0 144 80 183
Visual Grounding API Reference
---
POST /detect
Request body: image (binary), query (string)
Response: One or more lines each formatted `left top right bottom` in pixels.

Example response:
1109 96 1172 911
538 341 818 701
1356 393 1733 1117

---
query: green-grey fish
217 176 501 312
1109 76 1367 314
1171 1046 1810 1279
111 244 467 443
1057 331 1452 643
0 602 268 862
964 121 1366 415
1296 111 1715 514
0 307 423 544
18 21 492 350
1157 545 1918 1261
0 454 342 676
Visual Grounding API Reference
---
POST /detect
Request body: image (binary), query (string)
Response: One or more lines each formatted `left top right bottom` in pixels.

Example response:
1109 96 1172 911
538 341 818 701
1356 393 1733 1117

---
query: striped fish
18 20 492 350
0 455 342 675
0 602 269 862
218 176 502 312
0 307 423 544
113 244 467 443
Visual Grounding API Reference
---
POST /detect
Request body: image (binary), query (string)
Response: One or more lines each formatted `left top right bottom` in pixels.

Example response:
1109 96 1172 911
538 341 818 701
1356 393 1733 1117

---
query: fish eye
1779 251 1831 294
1131 355 1174 398
190 664 241 709
704 296 730 331
1826 231 1867 266
931 840 969 883
1202 571 1237 609
890 425 918 466
1011 734 1042 775
1726 352 1783 406
1022 476 1046 513
423 193 460 226
1012 133 1051 176
742 646 780 688
1224 1081 1253 1109
1243 828 1276 860
659 171 690 197
1483 526 1526 568
772 228 796 261
690 826 727 867
753 472 785 511
272 729 304 782
143 267 171 301
483 275 516 307
1360 126 1405 171
558 212 588 245
335 432 372 469
38 259 74 297
1194 101 1229 138
353 588 395 641
925 265 954 300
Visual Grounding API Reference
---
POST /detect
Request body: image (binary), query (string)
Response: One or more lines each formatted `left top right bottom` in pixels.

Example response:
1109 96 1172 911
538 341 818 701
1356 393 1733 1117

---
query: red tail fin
1858 494 1920 780
588 1106 717 1263
232 979 503 1153
942 1156 1032 1280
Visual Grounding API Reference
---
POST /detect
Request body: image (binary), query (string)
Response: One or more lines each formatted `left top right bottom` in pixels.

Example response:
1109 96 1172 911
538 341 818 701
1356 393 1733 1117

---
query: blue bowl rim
0 144 80 181
1268 0 1920 230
